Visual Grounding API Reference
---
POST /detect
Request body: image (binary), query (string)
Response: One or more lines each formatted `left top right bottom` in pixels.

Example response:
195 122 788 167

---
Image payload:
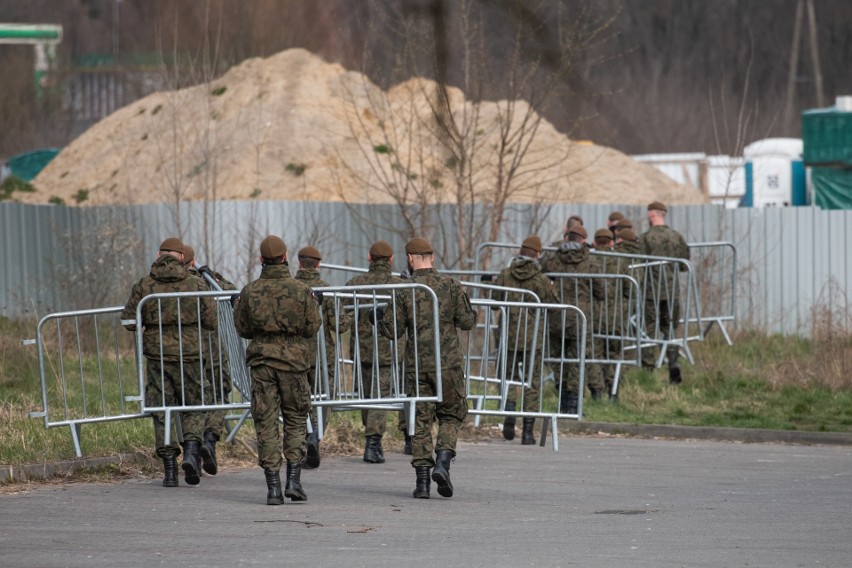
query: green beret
619 228 638 242
159 237 184 254
521 235 543 253
648 201 668 212
183 244 195 263
298 246 323 261
594 228 614 241
369 240 394 258
405 237 433 255
260 235 287 258
567 225 588 239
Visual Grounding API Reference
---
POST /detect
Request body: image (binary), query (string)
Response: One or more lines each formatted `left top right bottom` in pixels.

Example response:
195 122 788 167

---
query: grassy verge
2 315 852 485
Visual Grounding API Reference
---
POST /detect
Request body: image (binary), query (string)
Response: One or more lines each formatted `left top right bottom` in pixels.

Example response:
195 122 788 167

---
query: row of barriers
27 241 737 456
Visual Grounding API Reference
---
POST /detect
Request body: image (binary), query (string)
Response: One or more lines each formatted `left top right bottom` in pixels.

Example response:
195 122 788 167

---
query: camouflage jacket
233 264 322 372
378 267 476 371
540 242 605 314
345 259 405 365
641 225 690 266
493 256 558 350
122 255 217 361
295 268 348 362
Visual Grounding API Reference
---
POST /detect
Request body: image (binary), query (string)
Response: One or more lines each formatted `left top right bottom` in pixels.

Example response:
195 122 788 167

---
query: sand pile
29 48 704 207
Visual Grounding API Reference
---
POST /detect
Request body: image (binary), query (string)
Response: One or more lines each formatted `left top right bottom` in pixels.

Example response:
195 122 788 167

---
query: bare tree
334 0 618 269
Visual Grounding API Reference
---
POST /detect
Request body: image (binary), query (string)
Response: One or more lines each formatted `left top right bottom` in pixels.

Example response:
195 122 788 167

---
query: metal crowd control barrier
592 251 703 366
686 241 737 345
464 296 587 451
27 306 146 457
134 290 249 446
309 283 444 440
475 241 707 368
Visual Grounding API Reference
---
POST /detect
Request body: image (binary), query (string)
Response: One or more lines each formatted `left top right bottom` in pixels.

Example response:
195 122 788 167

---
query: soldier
607 211 625 232
641 201 691 384
612 217 634 240
541 214 584 266
493 236 557 445
540 225 605 411
615 228 640 253
122 237 217 487
233 235 321 505
345 240 408 463
593 228 615 251
294 245 348 469
377 238 476 499
183 244 237 476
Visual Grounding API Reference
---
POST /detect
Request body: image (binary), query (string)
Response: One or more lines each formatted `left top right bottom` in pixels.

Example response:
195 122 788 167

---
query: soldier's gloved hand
480 273 494 283
312 290 324 305
368 306 386 326
229 293 240 308
399 269 411 279
198 265 213 277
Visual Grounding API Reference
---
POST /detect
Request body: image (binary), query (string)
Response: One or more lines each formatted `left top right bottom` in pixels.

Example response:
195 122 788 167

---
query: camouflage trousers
145 358 204 458
250 365 312 471
410 367 468 468
643 297 681 366
551 333 603 396
502 349 541 413
203 361 233 439
359 364 407 437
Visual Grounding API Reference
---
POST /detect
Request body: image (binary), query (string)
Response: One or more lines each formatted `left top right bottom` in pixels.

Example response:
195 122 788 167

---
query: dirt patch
28 48 705 207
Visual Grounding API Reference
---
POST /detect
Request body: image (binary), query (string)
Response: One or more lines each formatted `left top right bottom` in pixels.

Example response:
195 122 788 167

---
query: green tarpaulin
802 109 852 167
811 167 852 210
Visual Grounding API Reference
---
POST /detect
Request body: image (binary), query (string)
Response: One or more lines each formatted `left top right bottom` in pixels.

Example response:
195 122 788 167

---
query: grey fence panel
28 306 146 457
4 201 852 335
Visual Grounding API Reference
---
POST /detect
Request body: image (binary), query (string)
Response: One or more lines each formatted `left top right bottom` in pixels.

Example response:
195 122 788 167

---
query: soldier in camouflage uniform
590 228 618 399
493 236 557 445
294 245 347 469
540 225 605 413
345 240 408 463
378 238 476 499
233 235 322 505
122 237 218 488
541 214 584 267
184 244 237 476
641 201 691 384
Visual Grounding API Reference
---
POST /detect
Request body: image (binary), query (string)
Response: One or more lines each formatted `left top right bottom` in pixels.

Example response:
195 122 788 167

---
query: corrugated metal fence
2 201 850 335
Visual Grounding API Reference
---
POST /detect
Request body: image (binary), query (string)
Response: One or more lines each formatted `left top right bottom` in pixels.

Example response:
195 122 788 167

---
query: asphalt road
2 436 851 568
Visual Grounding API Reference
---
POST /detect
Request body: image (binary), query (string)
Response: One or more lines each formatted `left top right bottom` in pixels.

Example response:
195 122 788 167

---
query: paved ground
1 435 851 568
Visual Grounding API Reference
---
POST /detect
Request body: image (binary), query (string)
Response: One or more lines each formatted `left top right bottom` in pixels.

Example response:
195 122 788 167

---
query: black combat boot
264 469 284 505
284 461 307 501
521 418 536 445
181 440 201 485
431 450 454 498
363 434 385 464
200 430 219 476
162 454 179 487
403 433 413 455
668 352 682 384
589 387 602 401
560 391 579 415
413 466 431 499
502 401 516 441
305 427 321 469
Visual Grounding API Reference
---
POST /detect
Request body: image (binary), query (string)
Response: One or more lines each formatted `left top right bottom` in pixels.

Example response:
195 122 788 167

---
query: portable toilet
802 96 852 210
740 138 807 207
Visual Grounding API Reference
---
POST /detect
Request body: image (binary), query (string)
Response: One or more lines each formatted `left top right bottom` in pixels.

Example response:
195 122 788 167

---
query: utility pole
784 0 824 127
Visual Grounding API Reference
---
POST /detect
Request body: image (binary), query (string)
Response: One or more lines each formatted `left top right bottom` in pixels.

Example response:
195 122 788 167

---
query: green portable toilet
802 97 852 209
5 148 60 181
